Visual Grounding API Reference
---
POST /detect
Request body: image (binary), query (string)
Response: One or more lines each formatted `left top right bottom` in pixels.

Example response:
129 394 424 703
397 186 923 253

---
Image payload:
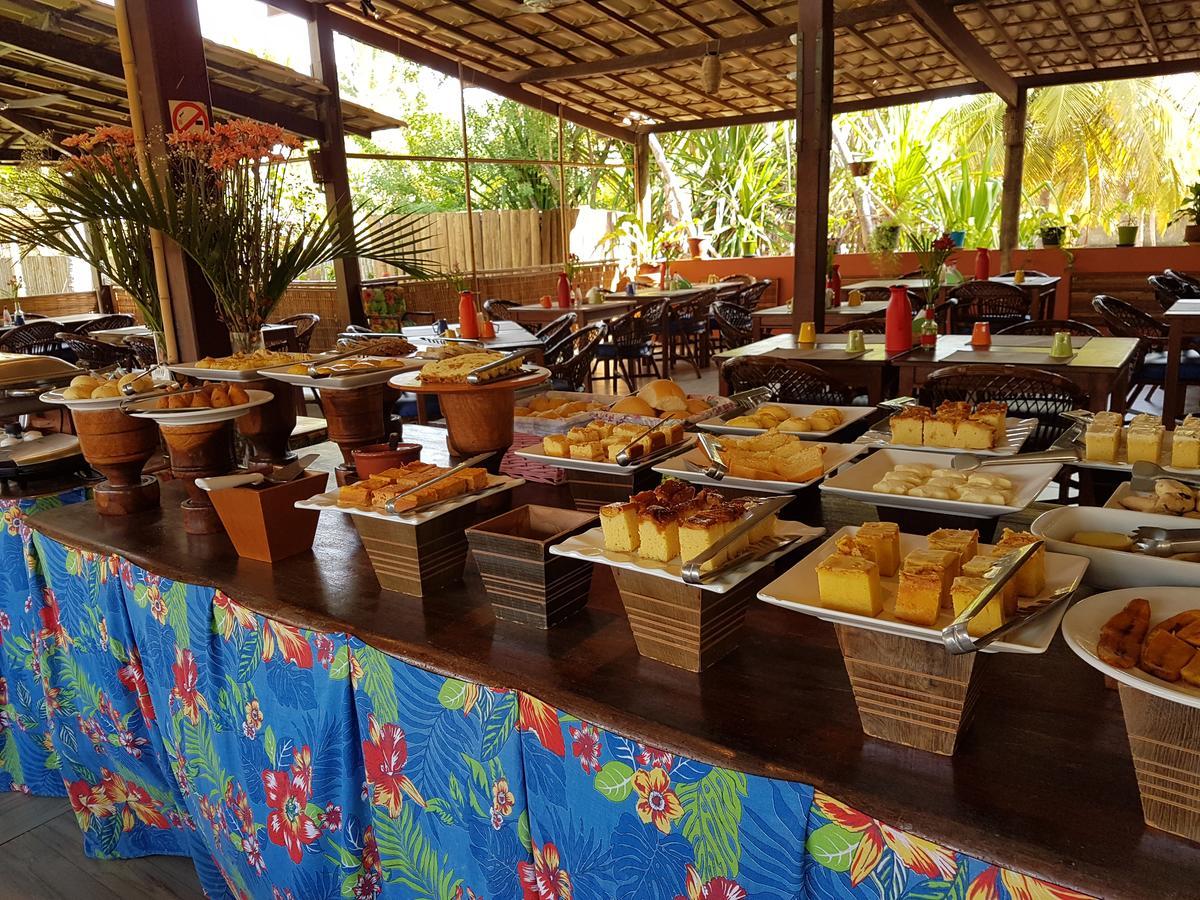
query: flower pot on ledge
1116 225 1139 247
1185 223 1200 244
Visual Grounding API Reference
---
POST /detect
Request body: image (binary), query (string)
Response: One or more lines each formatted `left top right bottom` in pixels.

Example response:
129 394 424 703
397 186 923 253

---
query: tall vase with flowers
909 230 957 340
12 120 438 357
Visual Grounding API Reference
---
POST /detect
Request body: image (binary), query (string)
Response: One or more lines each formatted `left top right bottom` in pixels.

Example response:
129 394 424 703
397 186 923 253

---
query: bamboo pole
113 0 179 363
558 106 569 270
458 64 479 295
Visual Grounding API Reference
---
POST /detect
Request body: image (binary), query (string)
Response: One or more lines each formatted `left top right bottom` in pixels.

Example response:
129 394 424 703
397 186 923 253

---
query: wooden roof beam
1046 0 1100 68
902 0 1018 105
0 108 70 153
1130 0 1163 61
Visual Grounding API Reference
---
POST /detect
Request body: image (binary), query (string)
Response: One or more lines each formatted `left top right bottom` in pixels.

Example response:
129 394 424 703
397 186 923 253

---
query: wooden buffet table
21 437 1200 899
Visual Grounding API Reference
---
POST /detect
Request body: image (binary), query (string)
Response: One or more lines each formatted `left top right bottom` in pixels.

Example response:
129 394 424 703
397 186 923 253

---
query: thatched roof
0 0 403 161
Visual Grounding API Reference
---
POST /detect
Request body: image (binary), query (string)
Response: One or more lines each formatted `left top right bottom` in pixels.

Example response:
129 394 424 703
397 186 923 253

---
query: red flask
826 264 842 308
884 285 913 354
457 290 479 339
974 247 990 282
557 272 572 309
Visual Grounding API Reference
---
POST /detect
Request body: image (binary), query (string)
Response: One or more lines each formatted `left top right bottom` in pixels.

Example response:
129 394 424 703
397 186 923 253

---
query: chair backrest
947 281 1030 333
75 314 134 335
534 312 576 347
123 335 160 368
1148 274 1196 312
917 364 1088 451
1091 294 1165 340
0 321 68 357
721 356 857 405
710 301 752 348
274 313 321 352
723 274 754 286
606 304 659 349
1166 269 1200 294
733 280 770 310
483 299 519 321
547 322 606 391
856 286 891 304
57 332 136 370
828 313 887 334
996 318 1102 337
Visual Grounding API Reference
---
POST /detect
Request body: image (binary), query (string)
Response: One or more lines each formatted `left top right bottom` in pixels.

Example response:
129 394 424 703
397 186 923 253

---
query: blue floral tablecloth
0 493 1093 900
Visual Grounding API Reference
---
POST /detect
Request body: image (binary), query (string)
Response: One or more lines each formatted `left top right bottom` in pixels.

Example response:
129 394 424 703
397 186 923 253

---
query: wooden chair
56 332 136 370
0 321 68 357
997 319 1102 337
1092 293 1200 405
667 290 714 377
829 313 887 334
534 312 576 352
483 299 519 321
270 314 320 353
546 322 606 392
74 314 134 334
721 356 857 405
917 364 1087 452
595 305 661 392
710 300 752 349
948 281 1030 333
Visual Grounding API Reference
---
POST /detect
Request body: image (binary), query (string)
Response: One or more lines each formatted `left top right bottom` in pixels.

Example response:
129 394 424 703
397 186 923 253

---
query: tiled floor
0 793 203 899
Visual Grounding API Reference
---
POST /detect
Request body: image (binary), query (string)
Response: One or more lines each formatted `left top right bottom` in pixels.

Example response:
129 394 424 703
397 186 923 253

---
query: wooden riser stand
1119 684 1200 843
835 625 983 756
565 467 661 513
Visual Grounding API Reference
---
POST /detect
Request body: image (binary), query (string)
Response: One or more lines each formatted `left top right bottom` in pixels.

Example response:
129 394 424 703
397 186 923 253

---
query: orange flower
633 767 683 834
967 866 1093 900
816 792 957 887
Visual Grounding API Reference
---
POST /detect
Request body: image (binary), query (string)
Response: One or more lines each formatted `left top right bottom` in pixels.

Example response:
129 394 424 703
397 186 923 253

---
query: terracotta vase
439 389 517 456
235 378 298 466
320 383 389 482
159 419 236 535
71 408 160 516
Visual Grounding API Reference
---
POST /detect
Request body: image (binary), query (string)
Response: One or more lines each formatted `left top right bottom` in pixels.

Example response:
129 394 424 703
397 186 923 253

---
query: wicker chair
269 314 320 353
534 312 577 352
0 321 69 357
483 299 519 321
710 300 752 349
124 335 160 367
74 314 134 334
996 319 1102 337
1092 293 1200 404
595 305 661 392
721 357 857 405
947 281 1030 333
667 290 714 377
56 332 136 370
732 280 771 311
545 322 606 392
723 274 755 286
1148 274 1197 312
855 286 891 304
828 313 888 334
1166 270 1200 294
917 364 1087 452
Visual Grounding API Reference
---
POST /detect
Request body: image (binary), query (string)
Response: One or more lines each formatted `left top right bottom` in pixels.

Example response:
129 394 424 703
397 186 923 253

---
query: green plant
924 142 1002 247
908 231 957 308
1172 179 1200 226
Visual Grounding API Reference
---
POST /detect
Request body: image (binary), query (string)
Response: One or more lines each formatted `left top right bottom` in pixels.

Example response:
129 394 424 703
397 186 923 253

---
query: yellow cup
1013 269 1025 285
847 289 864 307
798 321 817 344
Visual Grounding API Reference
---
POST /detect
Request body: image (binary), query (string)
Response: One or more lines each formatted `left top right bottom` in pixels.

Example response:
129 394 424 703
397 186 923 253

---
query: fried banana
1098 597 1151 669
1139 629 1197 682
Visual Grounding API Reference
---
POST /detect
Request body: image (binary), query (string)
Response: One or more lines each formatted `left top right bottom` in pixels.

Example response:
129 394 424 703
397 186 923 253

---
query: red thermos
974 247 990 282
457 290 479 339
557 272 572 309
826 264 841 308
884 285 913 354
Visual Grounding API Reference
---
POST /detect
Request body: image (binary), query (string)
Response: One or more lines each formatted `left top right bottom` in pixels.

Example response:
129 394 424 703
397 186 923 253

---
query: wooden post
633 131 651 235
999 87 1028 272
308 7 365 327
792 0 834 333
120 0 228 360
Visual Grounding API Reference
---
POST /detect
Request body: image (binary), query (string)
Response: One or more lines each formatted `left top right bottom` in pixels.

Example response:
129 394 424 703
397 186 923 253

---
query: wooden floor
0 792 203 899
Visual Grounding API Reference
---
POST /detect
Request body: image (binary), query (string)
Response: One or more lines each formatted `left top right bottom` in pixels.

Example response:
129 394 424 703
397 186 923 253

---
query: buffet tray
297 474 523 525
0 353 80 389
1102 481 1200 516
653 442 864 493
758 525 1087 654
854 416 1038 457
820 448 1062 517
515 435 695 474
0 433 81 466
549 520 824 594
256 356 425 390
696 402 875 439
1073 444 1200 475
592 393 736 428
168 361 310 382
514 390 620 436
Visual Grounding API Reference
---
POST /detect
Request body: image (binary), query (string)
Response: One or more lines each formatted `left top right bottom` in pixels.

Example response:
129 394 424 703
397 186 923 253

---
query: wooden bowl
70 407 160 515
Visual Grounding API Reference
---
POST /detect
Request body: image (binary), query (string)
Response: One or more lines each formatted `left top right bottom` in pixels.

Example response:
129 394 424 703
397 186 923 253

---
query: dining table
891 333 1139 412
338 320 544 362
1162 297 1200 424
714 332 902 402
506 299 635 329
841 275 1061 320
0 311 109 338
751 301 891 338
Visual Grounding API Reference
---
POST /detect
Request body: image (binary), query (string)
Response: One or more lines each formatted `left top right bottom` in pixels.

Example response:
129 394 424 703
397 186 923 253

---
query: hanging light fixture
360 0 380 20
701 43 722 95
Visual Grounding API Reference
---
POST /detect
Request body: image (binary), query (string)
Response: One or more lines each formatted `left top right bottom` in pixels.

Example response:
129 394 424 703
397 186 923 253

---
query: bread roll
637 379 688 412
685 397 710 415
610 395 656 417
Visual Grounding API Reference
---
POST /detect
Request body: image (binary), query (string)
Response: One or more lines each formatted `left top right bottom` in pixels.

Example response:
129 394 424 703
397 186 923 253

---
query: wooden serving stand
70 408 160 516
235 378 299 466
391 367 549 457
319 383 388 485
159 420 236 536
1118 684 1200 843
565 467 661 513
834 626 983 756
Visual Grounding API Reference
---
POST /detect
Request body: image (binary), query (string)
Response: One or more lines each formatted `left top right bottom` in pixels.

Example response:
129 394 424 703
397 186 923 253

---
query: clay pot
71 408 160 515
439 390 517 456
159 420 236 535
351 442 422 478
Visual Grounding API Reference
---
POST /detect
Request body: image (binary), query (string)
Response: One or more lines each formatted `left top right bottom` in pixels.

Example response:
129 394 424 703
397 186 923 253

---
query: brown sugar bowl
352 441 422 478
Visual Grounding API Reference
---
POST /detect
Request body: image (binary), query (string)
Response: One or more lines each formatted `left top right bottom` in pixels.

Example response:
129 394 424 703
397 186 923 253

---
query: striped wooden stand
835 626 982 756
1119 684 1200 842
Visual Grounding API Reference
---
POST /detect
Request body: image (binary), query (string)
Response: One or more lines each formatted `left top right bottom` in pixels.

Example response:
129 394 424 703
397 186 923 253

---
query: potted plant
1116 218 1140 248
1173 180 1200 244
847 158 875 178
872 218 901 253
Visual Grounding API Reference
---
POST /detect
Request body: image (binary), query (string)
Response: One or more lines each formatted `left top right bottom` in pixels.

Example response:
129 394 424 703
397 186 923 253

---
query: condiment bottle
884 285 913 353
974 247 990 281
557 272 572 309
457 290 479 339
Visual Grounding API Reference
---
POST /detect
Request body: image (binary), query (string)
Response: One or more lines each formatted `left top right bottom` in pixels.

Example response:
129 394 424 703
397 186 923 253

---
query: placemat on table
775 348 870 361
944 348 1074 366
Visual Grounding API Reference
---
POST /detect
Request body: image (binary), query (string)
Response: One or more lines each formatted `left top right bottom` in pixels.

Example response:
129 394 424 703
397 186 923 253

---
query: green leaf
329 644 350 680
165 582 189 647
676 768 747 881
263 725 277 766
424 797 454 826
517 810 531 852
236 629 260 682
480 692 517 760
593 761 635 803
355 646 399 724
373 803 462 900
805 823 860 873
437 679 469 711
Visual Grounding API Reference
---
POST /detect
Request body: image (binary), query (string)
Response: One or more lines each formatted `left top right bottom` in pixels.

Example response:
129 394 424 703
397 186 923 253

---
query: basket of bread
594 379 734 427
513 391 618 436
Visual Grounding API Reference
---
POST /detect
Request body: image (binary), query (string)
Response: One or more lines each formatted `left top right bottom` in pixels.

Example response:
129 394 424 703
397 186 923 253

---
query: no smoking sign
169 99 210 136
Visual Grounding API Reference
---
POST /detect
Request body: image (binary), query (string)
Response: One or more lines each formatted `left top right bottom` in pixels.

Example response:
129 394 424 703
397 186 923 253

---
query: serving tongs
941 539 1073 653
691 432 729 480
877 396 918 412
416 336 485 348
466 349 531 385
118 385 213 414
1129 525 1200 558
949 423 1083 472
725 386 773 414
614 416 671 467
383 452 492 516
681 494 795 585
1130 460 1200 493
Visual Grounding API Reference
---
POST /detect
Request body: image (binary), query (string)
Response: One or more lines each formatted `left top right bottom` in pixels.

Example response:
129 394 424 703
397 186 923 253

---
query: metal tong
383 452 492 515
941 539 1073 653
681 494 794 585
614 416 670 467
725 386 773 414
466 349 530 385
877 396 918 412
694 432 729 480
1130 525 1200 558
300 347 363 378
1130 460 1200 493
